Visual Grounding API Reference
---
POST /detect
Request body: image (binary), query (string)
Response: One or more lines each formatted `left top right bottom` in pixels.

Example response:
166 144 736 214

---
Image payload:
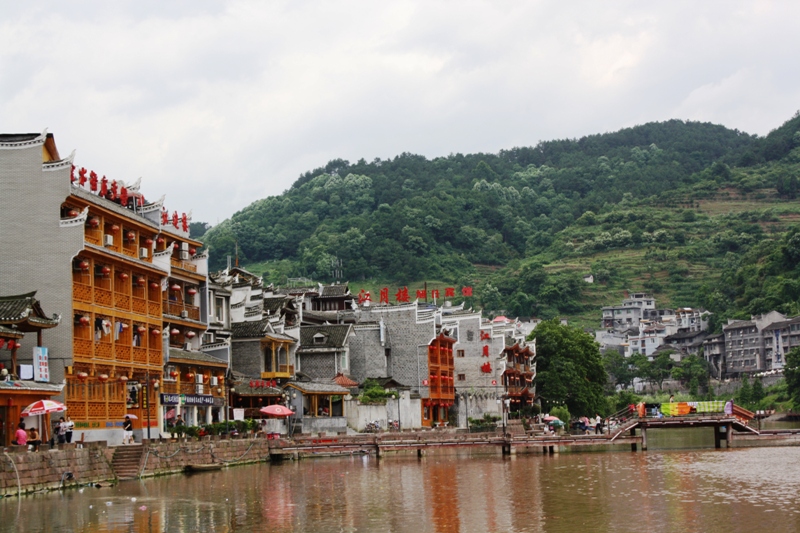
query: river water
3 435 800 533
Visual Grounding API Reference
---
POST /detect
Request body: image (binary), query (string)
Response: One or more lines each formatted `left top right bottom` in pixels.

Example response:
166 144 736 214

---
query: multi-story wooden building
424 332 455 427
0 131 207 442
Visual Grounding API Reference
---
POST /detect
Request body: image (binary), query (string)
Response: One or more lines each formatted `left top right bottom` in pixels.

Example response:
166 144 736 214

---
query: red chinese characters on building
379 288 389 304
161 208 169 226
172 211 179 229
119 187 128 207
445 287 455 298
79 167 88 187
89 171 98 192
416 289 426 300
482 345 490 357
181 213 188 232
99 176 108 197
431 289 440 300
481 362 492 373
358 290 371 304
480 330 490 340
461 286 473 297
109 180 118 200
395 287 410 303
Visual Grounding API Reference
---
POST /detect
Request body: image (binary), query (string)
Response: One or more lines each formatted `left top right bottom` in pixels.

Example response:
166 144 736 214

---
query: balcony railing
163 301 200 321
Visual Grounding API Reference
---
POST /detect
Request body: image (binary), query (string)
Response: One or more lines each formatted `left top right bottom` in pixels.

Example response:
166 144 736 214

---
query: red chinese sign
461 286 473 297
395 287 410 303
416 289 426 299
379 288 389 304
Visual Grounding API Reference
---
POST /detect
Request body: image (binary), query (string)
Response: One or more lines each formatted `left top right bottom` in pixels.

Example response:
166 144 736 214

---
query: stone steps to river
111 445 145 480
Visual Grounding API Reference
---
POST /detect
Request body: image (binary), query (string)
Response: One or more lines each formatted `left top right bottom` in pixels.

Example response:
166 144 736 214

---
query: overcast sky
3 1 799 224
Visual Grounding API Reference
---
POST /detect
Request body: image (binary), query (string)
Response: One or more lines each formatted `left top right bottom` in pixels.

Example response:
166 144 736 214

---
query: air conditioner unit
103 235 114 247
211 376 218 386
195 374 204 384
139 247 149 258
181 242 189 252
180 310 188 318
195 384 204 394
180 251 189 260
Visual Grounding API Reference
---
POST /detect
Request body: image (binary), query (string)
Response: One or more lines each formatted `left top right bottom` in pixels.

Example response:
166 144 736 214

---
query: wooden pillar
714 425 722 449
641 426 647 451
727 424 733 448
630 428 637 452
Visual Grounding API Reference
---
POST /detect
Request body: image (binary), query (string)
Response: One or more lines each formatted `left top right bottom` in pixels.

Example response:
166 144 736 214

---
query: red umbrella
542 415 561 422
21 399 67 417
260 405 295 417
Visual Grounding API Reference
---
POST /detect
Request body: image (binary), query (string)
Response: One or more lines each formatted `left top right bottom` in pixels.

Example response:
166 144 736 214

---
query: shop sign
160 393 214 406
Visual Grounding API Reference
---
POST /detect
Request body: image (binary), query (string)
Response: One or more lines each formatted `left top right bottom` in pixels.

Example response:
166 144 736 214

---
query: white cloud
2 1 800 222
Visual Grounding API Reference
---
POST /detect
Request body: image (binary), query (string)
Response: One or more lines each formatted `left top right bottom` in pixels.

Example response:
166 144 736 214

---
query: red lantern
77 372 88 381
0 340 5 350
150 282 159 290
185 331 196 338
151 328 160 336
137 326 147 334
119 375 129 383
79 260 90 271
170 370 178 378
156 237 165 245
187 287 197 296
189 248 197 255
110 224 119 233
173 243 179 250
67 209 79 217
136 276 146 286
88 217 100 228
126 231 135 241
101 266 111 276
98 374 109 382
218 374 225 380
79 316 90 326
118 272 129 281
170 284 181 292
170 328 180 336
186 372 194 380
145 238 154 246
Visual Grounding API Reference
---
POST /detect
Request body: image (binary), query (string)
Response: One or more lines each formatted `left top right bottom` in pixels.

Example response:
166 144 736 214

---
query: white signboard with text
33 347 49 382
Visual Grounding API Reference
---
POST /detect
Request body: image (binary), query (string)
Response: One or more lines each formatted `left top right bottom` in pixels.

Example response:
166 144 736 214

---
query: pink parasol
21 399 67 417
260 405 295 417
125 413 138 420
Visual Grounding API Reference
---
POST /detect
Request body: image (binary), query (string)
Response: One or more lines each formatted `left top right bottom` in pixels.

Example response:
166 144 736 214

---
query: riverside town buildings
0 130 534 441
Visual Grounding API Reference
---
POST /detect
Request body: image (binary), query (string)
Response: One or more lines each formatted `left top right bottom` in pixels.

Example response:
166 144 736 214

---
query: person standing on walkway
65 416 74 443
724 399 734 416
57 417 67 444
122 415 133 444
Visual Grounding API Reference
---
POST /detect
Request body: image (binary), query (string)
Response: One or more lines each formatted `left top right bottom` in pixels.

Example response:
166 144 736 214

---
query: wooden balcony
171 258 197 273
261 365 294 379
163 301 200 320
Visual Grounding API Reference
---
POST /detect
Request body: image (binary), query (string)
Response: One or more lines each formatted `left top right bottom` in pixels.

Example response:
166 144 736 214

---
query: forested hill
202 113 800 329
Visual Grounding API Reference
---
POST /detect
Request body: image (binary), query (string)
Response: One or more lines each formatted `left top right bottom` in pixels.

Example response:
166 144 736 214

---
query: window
457 350 465 358
215 297 225 322
458 374 466 381
313 333 326 345
467 330 474 341
340 352 348 370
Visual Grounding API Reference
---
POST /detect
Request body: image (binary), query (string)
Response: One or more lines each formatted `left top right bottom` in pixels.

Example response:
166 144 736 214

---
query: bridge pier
641 426 647 451
417 448 425 458
630 428 637 452
727 424 733 448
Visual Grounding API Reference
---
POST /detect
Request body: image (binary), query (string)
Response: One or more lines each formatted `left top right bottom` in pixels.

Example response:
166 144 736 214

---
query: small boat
184 463 224 473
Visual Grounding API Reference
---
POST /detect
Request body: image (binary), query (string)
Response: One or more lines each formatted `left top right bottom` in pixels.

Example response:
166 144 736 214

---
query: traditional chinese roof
232 381 282 397
232 319 270 339
333 372 359 388
0 292 61 331
0 325 24 339
319 284 349 298
0 380 64 394
297 324 352 352
263 296 290 315
168 348 228 367
284 380 350 395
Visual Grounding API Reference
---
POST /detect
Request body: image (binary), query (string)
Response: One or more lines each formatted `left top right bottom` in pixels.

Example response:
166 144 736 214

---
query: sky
2 1 799 225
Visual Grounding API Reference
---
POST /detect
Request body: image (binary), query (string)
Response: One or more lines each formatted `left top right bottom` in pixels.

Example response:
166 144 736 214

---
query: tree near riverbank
784 347 800 407
531 320 608 416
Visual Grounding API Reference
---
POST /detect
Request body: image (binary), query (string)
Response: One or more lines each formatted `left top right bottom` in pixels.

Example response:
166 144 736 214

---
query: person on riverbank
595 416 605 434
637 402 646 418
28 427 41 451
14 422 27 447
122 415 133 444
57 417 67 444
725 399 734 416
65 416 74 443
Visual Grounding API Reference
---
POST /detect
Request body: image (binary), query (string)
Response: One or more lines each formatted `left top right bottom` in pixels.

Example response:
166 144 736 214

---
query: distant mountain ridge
202 112 800 329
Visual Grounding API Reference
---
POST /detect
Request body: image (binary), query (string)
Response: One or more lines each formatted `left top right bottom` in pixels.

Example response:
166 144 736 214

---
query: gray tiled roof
285 381 351 394
0 292 61 329
297 324 352 351
232 319 270 338
168 348 228 366
320 284 349 298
